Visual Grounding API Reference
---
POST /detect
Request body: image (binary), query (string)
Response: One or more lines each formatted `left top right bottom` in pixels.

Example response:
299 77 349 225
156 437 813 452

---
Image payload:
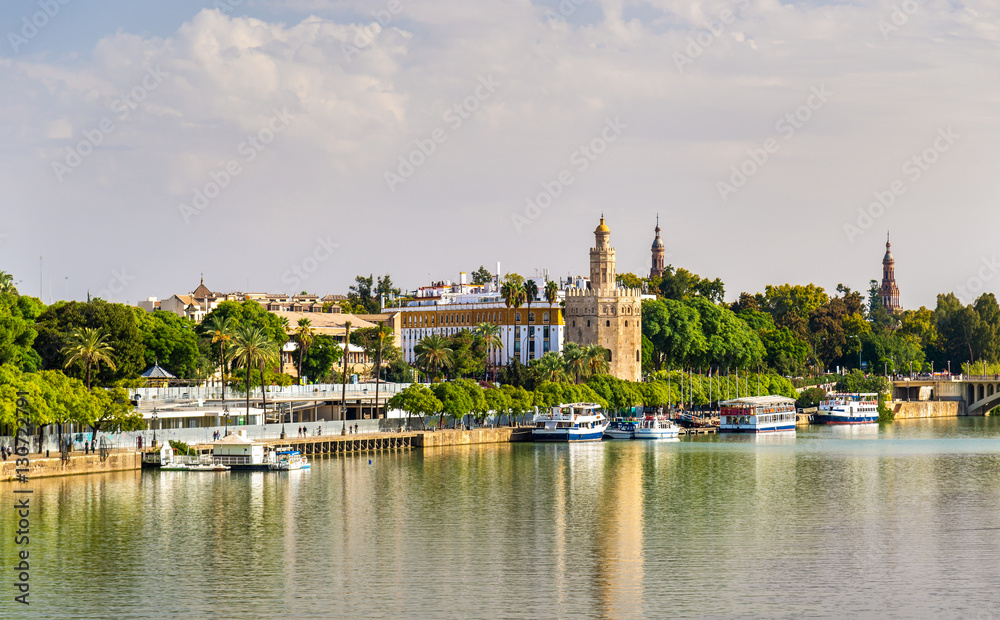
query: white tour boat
720 396 797 433
532 403 608 442
633 415 680 439
816 393 879 425
268 448 310 471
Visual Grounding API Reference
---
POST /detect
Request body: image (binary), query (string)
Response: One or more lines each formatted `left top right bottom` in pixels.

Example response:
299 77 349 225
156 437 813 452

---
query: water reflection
7 418 1000 619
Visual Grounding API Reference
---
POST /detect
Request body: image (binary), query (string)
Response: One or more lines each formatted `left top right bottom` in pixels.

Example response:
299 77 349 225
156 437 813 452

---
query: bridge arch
968 386 1000 415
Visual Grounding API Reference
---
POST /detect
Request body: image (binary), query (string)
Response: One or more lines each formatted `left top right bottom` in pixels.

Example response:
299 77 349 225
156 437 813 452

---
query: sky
0 0 997 309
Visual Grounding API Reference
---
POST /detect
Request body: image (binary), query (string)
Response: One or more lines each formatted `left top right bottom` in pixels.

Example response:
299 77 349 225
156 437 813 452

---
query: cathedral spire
649 215 665 278
879 233 900 312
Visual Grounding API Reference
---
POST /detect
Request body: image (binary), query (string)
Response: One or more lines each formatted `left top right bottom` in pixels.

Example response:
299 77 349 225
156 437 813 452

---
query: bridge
891 375 1000 416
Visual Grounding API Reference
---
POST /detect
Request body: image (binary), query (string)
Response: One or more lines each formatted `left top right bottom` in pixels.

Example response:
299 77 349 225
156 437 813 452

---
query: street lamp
280 402 287 440
151 408 158 448
223 403 230 436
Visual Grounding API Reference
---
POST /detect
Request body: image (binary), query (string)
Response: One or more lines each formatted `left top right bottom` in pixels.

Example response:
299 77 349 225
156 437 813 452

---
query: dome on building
883 240 893 263
595 216 610 234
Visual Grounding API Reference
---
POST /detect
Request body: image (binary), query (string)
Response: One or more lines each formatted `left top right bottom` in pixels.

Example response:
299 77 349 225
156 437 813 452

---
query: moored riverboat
816 393 879 424
269 448 310 471
633 415 679 439
532 403 608 442
720 396 797 433
604 419 637 440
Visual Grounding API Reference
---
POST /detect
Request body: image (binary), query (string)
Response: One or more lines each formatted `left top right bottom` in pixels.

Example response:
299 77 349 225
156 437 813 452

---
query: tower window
625 321 628 327
636 350 640 362
587 320 591 327
606 320 610 327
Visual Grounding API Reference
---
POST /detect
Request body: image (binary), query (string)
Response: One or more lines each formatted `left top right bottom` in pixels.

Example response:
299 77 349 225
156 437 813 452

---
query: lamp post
151 408 158 448
280 402 287 440
224 403 230 436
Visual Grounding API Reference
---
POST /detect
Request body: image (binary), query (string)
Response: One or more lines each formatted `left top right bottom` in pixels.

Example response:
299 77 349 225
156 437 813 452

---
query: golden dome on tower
595 216 610 234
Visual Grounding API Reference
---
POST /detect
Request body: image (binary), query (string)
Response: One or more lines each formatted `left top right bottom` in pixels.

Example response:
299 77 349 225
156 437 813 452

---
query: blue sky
1 0 998 307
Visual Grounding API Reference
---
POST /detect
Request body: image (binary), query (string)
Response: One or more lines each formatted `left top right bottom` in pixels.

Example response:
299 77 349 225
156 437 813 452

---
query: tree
86 385 144 445
134 309 204 379
230 324 279 422
414 334 454 381
475 322 503 381
62 327 116 391
348 275 381 314
867 279 894 333
300 335 343 382
430 381 473 428
0 271 16 295
444 330 487 379
531 351 568 383
796 387 826 409
616 272 644 289
369 324 393 420
501 274 526 365
203 314 234 403
583 344 611 378
294 317 315 383
658 265 725 303
641 298 706 369
545 280 559 306
764 283 829 337
562 341 587 383
471 266 494 286
0 290 43 371
387 384 441 429
483 387 512 426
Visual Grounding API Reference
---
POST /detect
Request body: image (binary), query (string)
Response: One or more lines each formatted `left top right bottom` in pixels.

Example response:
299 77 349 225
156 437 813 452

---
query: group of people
212 430 224 441
0 445 12 460
296 426 323 437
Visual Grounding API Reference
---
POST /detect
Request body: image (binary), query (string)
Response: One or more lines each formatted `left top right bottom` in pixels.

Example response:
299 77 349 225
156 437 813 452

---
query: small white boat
187 463 230 472
532 403 608 442
604 420 637 440
633 416 679 439
159 463 190 471
269 448 310 471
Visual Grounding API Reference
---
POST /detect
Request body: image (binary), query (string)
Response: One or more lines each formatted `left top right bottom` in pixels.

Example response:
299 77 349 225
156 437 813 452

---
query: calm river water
6 417 1000 619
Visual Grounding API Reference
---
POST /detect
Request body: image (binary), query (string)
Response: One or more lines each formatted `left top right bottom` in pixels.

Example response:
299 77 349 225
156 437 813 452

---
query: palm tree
63 327 116 391
501 274 526 367
562 341 587 384
584 344 611 378
0 271 17 295
204 315 234 406
544 280 558 305
533 351 568 383
414 334 454 381
230 324 279 424
475 322 503 381
294 317 315 384
341 320 352 434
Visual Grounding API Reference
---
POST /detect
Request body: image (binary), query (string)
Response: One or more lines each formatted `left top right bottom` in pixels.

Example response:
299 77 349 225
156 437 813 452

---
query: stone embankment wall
1 451 141 481
892 401 962 419
414 427 515 448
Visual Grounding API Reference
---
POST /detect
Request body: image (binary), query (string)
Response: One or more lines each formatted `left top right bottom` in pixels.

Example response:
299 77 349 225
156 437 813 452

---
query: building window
606 320 610 327
516 313 521 322
636 349 640 362
543 326 550 339
572 320 576 327
529 312 535 323
625 321 628 327
587 320 591 327
543 340 550 353
543 312 549 323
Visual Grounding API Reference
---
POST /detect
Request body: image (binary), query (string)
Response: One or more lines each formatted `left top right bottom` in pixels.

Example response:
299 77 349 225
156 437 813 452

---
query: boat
720 396 797 433
604 419 637 440
816 393 879 424
633 415 680 439
532 403 608 442
159 463 190 471
268 448 310 471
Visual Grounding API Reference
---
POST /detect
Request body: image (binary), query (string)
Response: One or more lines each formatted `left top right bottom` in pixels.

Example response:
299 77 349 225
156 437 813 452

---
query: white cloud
0 1 998 308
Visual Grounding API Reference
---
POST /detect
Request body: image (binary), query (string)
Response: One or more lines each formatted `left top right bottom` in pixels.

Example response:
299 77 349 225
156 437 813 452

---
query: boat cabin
720 395 797 433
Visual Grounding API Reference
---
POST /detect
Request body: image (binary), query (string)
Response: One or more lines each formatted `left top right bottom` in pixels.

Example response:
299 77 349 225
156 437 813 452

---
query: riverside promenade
3 427 521 480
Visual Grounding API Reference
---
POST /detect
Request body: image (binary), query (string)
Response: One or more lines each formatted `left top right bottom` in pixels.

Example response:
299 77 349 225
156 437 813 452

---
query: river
5 417 1000 619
